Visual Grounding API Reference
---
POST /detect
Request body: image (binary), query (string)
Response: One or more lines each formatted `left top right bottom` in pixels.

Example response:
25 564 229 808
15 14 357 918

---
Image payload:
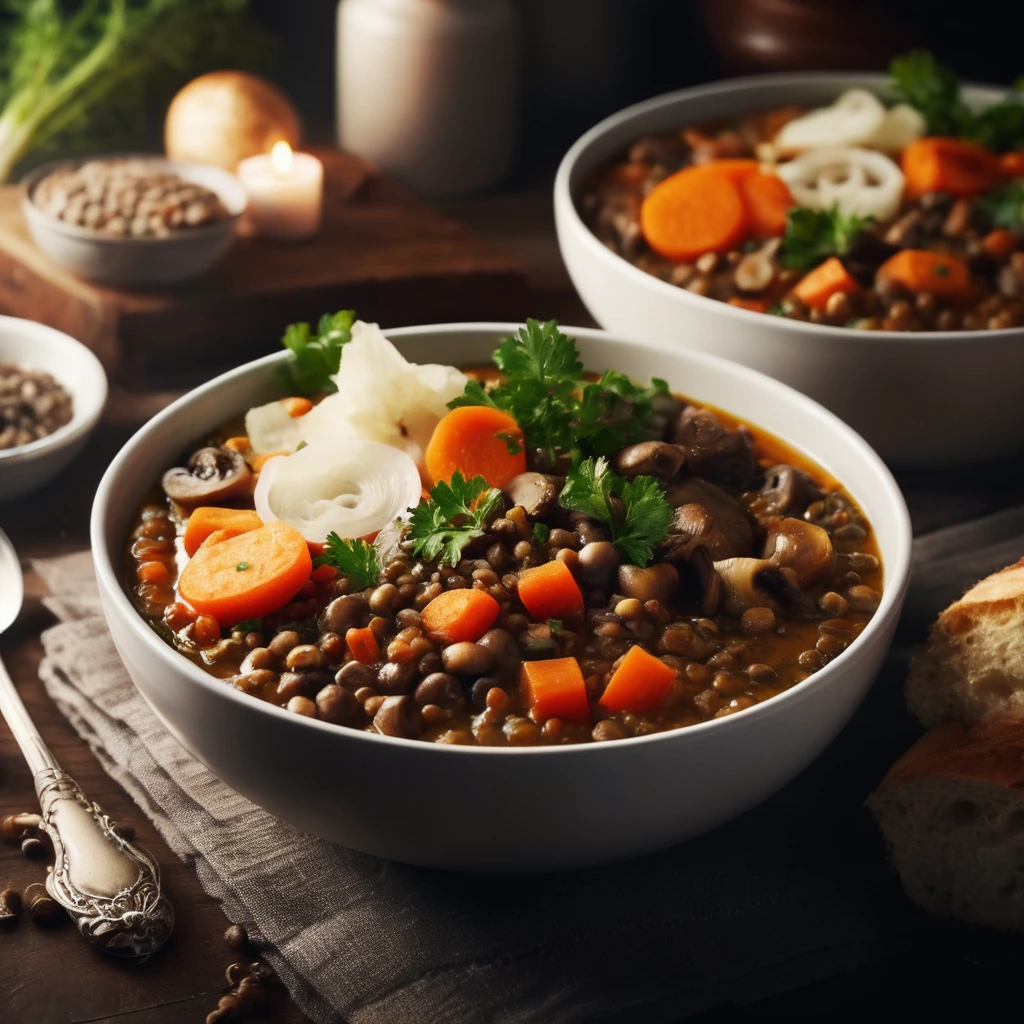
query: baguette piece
867 718 1024 930
906 556 1024 727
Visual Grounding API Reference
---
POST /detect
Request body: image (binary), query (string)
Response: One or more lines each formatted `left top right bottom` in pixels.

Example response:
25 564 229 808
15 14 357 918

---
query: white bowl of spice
21 155 247 287
0 316 107 502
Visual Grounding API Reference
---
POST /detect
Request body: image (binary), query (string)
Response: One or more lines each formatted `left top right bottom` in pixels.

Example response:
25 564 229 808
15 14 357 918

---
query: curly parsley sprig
448 319 670 466
559 457 673 566
779 205 873 272
313 533 381 590
278 310 355 395
407 472 503 568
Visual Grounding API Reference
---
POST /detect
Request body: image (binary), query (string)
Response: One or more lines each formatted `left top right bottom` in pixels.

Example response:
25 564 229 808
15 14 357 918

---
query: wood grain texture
0 148 529 386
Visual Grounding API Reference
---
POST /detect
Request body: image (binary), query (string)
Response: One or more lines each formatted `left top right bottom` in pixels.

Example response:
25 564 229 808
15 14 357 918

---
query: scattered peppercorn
21 836 46 860
225 961 250 987
235 976 266 1005
24 882 61 925
0 888 22 923
224 923 249 951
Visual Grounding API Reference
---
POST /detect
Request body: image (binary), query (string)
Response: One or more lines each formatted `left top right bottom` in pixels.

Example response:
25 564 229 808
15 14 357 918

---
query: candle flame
271 140 293 175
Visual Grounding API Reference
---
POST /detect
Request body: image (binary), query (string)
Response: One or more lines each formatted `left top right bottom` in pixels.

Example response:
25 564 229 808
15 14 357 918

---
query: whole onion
164 71 302 171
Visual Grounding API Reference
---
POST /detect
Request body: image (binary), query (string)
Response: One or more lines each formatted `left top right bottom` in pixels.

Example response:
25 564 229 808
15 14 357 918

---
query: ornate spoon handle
0 659 173 961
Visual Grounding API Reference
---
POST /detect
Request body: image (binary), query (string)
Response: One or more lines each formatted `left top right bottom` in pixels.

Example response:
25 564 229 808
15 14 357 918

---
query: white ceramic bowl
555 73 1020 466
91 324 912 871
21 155 247 287
0 316 107 502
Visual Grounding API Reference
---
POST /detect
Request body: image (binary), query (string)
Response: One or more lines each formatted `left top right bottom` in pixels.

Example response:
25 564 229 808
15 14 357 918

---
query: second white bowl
555 73 1022 466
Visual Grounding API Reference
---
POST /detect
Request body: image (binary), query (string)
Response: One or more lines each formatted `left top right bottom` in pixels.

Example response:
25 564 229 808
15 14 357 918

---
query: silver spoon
0 526 173 961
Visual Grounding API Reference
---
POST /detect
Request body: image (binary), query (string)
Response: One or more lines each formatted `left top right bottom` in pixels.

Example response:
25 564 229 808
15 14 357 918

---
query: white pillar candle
237 142 324 240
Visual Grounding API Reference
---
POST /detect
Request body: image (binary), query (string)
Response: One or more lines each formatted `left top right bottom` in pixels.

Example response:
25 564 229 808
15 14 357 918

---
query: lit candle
237 141 324 240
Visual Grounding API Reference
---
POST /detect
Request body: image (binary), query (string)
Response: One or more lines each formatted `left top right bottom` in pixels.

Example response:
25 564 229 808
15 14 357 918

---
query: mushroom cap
672 406 758 490
763 517 836 588
161 446 252 504
502 472 562 519
662 478 754 562
713 556 817 618
612 441 686 480
617 562 680 605
748 465 824 522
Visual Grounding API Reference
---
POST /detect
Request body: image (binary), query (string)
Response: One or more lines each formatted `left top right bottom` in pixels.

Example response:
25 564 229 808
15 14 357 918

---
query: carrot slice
640 165 748 262
791 256 861 311
222 436 250 453
424 406 526 488
251 451 288 473
599 645 676 714
178 521 312 625
738 171 793 237
982 228 1018 260
183 507 264 557
876 249 971 300
517 560 584 622
727 297 769 313
1000 151 1024 178
346 626 380 665
420 588 500 644
902 137 1003 198
521 657 590 724
703 159 760 182
280 396 314 418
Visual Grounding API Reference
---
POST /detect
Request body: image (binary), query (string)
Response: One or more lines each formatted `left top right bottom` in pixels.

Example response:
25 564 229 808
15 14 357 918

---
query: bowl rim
20 153 247 246
91 321 913 758
554 69 1023 345
0 315 107 465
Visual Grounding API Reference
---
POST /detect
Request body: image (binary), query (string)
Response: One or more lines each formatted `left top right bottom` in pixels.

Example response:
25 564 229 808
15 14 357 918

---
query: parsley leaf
559 457 673 566
779 205 873 272
278 310 355 395
234 618 264 634
978 180 1024 231
890 50 1024 152
407 472 503 568
313 533 381 590
449 320 668 465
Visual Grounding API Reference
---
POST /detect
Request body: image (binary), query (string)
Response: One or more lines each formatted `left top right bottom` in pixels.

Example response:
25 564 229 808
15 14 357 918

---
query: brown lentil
0 362 73 450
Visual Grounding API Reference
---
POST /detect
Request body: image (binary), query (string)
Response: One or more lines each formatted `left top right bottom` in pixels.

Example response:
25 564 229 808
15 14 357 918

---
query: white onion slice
865 102 925 151
776 146 904 220
775 90 886 152
253 438 422 543
245 320 467 467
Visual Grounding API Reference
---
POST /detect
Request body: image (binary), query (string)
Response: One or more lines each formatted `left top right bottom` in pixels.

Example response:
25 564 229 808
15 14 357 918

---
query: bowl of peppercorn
0 316 108 502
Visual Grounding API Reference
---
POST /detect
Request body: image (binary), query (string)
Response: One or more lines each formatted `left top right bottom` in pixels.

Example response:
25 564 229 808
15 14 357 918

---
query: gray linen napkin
32 507 1024 1024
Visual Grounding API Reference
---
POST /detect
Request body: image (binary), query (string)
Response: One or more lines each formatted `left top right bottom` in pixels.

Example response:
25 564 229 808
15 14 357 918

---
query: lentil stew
580 54 1024 333
125 317 883 748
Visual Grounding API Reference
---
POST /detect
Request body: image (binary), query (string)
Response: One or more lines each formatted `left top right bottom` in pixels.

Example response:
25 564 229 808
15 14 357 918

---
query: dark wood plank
0 149 529 386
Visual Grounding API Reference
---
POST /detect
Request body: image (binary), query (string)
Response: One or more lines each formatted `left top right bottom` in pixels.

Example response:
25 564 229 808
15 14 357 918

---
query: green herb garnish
890 50 1024 152
547 619 563 633
532 522 550 545
779 205 873 272
236 562 249 571
313 533 381 589
234 618 264 634
449 319 668 466
407 472 503 568
279 310 355 395
978 180 1024 231
559 457 673 567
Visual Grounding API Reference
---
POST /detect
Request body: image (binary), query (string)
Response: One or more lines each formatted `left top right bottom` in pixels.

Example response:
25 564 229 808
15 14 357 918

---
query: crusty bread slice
867 719 1024 930
906 556 1024 727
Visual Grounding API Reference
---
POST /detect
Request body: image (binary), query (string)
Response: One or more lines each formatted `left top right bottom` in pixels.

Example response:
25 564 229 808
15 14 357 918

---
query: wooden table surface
3 189 1024 1022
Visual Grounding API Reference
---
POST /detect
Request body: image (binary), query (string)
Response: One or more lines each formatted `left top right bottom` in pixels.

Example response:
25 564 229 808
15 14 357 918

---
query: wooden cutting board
0 148 528 386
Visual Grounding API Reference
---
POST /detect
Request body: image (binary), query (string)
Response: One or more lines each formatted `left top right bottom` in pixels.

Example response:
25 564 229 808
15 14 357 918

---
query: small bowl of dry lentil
21 155 247 287
0 315 107 502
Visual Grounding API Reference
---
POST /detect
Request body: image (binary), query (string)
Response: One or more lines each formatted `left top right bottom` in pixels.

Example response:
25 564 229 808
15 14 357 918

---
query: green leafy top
779 205 874 272
312 532 381 590
558 457 673 567
890 50 1024 153
278 310 354 395
448 319 670 466
406 472 503 568
978 180 1024 231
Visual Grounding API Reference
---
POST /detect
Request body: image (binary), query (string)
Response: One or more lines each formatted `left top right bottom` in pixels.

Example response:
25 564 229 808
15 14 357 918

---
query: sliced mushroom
713 557 816 619
503 472 561 519
734 238 780 293
672 407 758 490
576 540 621 590
612 441 686 479
162 446 252 504
763 517 836 588
661 479 754 562
617 562 679 605
748 465 823 520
